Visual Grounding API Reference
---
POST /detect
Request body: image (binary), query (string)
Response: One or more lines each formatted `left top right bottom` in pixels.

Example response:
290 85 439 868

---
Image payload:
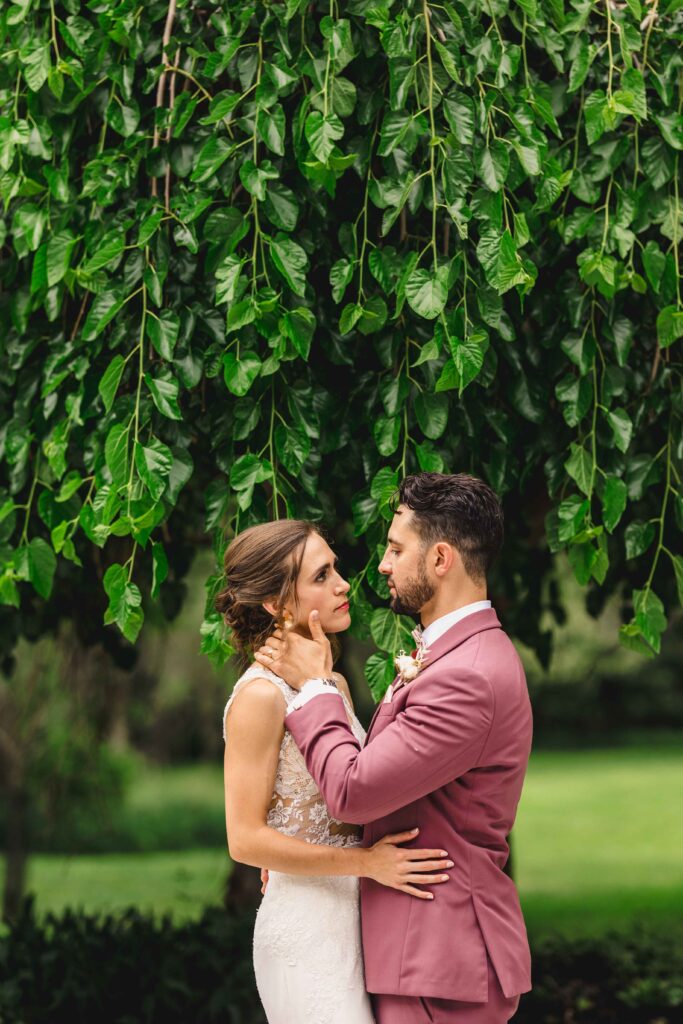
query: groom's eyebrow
387 536 402 547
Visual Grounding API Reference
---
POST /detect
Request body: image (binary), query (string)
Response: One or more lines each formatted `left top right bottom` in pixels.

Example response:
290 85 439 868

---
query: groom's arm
285 667 494 824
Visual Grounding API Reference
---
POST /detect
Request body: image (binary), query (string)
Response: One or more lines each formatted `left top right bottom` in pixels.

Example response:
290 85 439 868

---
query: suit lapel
420 607 501 670
363 609 502 743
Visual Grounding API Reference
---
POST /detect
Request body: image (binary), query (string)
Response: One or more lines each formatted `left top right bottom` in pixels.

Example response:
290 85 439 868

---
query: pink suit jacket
286 607 533 1002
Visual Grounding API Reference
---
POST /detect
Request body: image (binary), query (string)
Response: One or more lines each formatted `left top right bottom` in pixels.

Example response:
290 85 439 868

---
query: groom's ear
433 542 456 576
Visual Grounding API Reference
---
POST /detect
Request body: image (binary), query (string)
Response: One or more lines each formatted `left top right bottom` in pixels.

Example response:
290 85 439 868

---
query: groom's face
378 507 435 617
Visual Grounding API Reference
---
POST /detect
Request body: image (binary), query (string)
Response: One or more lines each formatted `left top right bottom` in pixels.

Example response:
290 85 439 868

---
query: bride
217 519 453 1024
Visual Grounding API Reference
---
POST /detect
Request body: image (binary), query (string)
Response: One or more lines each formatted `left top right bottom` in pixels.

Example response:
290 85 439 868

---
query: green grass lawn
5 742 683 939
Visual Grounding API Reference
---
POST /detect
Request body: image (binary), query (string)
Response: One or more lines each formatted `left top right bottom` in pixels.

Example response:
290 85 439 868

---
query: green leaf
47 230 76 287
602 477 627 533
339 302 363 334
145 373 182 420
134 437 173 502
370 607 411 653
270 234 309 296
304 110 344 162
370 466 399 514
557 495 590 542
584 90 608 145
103 564 144 643
81 290 125 340
330 258 354 302
280 307 316 359
606 408 633 453
275 423 311 474
633 588 667 654
263 182 299 231
81 230 125 274
405 265 450 320
137 209 164 247
257 102 286 156
565 443 592 497
433 39 460 83
641 241 666 294
415 392 448 440
239 159 279 200
106 96 141 137
475 140 510 192
364 651 395 702
146 310 180 360
191 137 235 183
105 423 130 487
373 415 401 456
99 355 125 413
656 306 683 349
223 351 262 397
151 542 169 600
671 554 683 606
27 537 56 599
443 92 474 145
215 255 243 307
624 521 655 559
358 295 388 335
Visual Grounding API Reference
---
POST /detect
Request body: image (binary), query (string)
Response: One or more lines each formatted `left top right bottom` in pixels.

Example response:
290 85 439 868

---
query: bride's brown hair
215 519 330 666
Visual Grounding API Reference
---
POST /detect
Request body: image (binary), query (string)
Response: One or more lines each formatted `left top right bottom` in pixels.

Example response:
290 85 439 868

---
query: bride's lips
335 601 350 612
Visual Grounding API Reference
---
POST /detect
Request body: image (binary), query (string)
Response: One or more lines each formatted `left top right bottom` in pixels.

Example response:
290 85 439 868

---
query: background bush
1 900 682 1024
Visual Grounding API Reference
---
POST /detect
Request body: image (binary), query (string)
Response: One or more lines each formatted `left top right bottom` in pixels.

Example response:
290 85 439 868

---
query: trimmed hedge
1 899 682 1023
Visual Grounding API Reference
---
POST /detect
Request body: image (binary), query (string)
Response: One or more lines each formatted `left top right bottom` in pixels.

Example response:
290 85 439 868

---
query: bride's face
291 532 351 635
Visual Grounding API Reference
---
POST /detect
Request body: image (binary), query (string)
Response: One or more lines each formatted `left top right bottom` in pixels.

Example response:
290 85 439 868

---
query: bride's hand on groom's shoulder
361 828 454 900
254 610 333 689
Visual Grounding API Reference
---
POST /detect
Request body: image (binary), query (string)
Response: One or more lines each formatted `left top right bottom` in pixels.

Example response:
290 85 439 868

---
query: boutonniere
393 628 430 684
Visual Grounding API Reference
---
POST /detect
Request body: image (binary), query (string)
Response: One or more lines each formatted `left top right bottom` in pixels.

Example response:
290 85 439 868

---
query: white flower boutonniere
393 627 430 685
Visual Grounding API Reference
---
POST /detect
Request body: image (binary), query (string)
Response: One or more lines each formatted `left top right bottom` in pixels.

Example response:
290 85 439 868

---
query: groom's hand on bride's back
254 610 332 689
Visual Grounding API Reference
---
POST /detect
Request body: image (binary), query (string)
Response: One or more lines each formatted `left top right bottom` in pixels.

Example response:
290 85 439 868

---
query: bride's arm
224 678 452 897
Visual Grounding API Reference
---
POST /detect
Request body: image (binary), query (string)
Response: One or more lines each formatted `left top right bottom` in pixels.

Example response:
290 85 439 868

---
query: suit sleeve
285 667 494 824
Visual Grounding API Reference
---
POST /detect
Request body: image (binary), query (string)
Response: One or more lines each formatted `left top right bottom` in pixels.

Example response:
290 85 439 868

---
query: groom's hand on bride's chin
254 609 333 689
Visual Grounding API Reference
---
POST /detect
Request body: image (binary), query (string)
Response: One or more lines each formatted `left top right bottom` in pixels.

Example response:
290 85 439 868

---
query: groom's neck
420 586 488 629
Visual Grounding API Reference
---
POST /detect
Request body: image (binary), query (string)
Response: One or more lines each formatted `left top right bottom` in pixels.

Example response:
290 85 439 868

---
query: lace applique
222 663 366 847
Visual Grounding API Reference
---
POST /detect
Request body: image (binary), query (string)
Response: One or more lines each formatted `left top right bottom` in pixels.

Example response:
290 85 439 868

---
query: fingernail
446 861 453 867
427 893 434 899
411 828 419 834
440 851 448 856
441 875 449 881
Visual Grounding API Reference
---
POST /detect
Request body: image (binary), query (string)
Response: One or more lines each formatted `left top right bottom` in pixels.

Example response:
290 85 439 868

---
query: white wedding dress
222 662 375 1024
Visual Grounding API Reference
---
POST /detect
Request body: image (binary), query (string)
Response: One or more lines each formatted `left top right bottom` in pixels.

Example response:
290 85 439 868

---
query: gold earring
283 612 295 630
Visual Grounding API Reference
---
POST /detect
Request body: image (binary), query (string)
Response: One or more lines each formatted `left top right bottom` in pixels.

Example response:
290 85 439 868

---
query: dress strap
221 662 296 741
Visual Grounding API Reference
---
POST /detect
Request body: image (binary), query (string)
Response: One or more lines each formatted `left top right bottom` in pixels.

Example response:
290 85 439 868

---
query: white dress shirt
285 599 492 715
420 599 492 648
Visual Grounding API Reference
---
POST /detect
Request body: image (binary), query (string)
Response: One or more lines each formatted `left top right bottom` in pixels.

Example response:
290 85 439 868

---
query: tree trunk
3 781 28 922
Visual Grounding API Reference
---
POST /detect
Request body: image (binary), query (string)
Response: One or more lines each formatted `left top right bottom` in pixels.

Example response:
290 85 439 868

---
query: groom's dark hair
392 473 503 584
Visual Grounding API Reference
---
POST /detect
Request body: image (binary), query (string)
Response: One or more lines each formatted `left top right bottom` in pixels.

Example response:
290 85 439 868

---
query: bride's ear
262 599 279 618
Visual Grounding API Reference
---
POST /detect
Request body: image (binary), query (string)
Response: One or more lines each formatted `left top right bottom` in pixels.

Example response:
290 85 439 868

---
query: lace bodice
222 663 366 847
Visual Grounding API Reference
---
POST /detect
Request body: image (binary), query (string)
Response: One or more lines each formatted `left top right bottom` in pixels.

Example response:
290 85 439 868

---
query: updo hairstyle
214 519 323 665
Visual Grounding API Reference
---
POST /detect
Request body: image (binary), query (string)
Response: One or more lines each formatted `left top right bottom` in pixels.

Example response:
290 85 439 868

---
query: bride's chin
324 612 352 633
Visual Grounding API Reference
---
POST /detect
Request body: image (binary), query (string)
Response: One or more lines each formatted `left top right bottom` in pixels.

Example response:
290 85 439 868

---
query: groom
256 472 532 1023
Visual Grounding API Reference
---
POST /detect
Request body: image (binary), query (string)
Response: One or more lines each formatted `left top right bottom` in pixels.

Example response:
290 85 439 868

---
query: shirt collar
421 600 492 649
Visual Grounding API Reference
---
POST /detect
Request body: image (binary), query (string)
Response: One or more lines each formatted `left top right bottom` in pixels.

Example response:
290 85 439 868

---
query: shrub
1 899 682 1023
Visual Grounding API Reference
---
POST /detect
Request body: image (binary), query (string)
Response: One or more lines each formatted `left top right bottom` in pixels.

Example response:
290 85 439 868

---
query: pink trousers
371 956 521 1024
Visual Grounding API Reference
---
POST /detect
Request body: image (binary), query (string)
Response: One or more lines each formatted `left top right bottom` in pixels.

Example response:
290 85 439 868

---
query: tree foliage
0 0 682 688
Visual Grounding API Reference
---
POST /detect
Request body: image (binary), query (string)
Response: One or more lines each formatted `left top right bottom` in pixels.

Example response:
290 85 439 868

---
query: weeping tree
1 0 682 903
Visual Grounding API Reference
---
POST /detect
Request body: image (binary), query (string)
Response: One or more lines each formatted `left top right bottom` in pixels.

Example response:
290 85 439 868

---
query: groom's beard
389 561 435 617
